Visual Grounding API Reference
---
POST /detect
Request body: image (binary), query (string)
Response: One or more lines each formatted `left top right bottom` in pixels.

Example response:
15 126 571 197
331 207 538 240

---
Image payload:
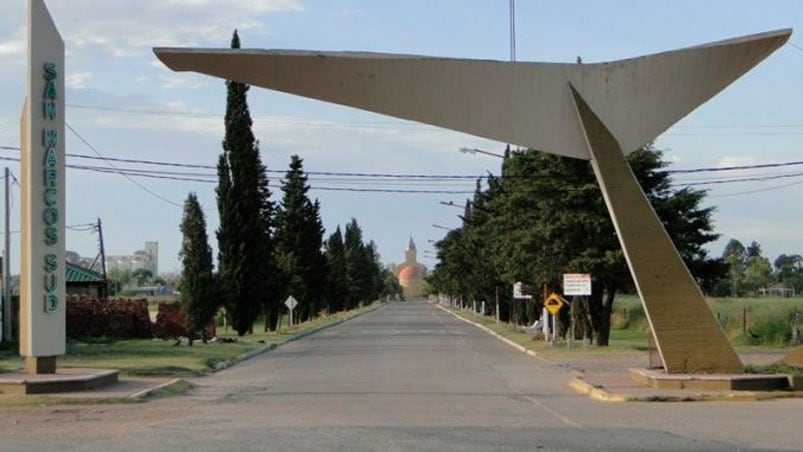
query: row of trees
427 146 724 345
720 239 803 296
178 31 398 341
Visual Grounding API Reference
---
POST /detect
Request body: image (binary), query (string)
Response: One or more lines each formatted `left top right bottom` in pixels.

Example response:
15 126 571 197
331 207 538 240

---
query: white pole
495 287 500 324
2 167 9 343
551 314 556 346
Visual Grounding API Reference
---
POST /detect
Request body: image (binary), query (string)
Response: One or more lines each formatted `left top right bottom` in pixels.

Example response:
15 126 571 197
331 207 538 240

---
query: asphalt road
2 300 801 451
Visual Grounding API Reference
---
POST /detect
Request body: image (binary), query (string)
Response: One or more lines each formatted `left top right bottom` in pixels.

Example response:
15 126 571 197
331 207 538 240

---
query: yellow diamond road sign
544 292 564 315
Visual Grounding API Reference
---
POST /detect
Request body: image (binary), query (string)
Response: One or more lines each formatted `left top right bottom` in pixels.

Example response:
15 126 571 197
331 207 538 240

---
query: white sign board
563 273 592 296
284 295 298 310
513 281 533 299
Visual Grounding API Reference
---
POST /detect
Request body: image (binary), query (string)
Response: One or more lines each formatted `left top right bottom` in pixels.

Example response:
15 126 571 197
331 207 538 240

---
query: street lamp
439 200 464 209
458 147 504 159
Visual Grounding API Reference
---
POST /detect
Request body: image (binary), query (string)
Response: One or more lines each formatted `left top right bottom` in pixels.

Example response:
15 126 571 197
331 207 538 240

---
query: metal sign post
284 295 298 328
544 292 565 347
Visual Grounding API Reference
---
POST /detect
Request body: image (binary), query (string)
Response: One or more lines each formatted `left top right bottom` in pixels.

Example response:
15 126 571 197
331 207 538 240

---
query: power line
65 123 184 208
1 145 486 178
669 160 803 174
3 144 803 195
677 171 803 186
710 179 803 198
5 143 803 178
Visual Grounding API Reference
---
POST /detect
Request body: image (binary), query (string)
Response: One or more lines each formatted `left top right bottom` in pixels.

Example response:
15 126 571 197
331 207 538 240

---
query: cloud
43 0 304 59
160 74 203 89
0 38 24 58
66 71 92 89
339 9 365 18
717 155 763 168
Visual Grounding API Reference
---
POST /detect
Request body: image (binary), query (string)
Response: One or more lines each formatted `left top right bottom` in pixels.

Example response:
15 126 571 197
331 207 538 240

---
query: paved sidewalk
437 303 802 402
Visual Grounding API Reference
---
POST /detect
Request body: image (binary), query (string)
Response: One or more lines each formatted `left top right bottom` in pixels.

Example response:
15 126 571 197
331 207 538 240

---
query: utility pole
509 0 517 62
97 218 107 298
3 167 11 342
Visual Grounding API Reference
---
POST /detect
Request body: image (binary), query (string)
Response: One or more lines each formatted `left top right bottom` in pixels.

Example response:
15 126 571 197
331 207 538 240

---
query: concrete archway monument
155 29 791 374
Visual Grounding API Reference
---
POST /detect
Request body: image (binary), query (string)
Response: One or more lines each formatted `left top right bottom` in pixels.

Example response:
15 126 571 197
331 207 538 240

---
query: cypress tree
365 240 383 301
216 30 275 335
324 227 349 313
179 192 216 345
274 155 326 321
344 219 373 309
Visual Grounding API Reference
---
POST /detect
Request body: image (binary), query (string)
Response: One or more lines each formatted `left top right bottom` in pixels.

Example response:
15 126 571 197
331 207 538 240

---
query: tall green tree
179 193 217 344
722 239 747 296
774 254 803 294
743 254 774 293
365 240 384 301
216 30 275 335
430 145 723 345
324 227 349 313
274 155 326 321
344 219 374 309
380 265 403 299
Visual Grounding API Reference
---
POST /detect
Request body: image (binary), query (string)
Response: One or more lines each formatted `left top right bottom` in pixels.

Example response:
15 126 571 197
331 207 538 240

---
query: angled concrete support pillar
570 86 741 373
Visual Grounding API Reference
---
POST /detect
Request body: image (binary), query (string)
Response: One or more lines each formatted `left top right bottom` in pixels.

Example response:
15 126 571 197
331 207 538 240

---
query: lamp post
439 201 464 209
458 147 504 159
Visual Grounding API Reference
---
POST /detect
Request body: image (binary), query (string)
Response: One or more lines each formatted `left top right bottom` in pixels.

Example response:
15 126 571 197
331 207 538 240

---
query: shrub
153 302 216 340
66 298 152 339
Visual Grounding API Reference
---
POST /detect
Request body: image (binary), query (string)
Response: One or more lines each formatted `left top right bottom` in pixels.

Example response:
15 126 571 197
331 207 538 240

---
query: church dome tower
394 237 428 298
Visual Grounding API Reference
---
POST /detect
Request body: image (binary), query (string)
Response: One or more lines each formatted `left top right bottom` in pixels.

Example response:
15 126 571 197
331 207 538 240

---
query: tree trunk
585 280 604 345
594 283 618 346
571 297 589 340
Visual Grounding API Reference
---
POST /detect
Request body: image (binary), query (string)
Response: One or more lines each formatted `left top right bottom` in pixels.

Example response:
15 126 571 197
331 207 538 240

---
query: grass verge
0 302 381 377
447 301 799 365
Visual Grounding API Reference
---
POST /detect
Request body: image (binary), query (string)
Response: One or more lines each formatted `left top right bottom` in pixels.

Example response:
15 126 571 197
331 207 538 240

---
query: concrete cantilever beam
154 29 791 373
155 29 789 160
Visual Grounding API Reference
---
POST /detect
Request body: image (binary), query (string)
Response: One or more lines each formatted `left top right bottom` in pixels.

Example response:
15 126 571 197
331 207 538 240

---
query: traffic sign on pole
544 292 564 315
285 295 298 327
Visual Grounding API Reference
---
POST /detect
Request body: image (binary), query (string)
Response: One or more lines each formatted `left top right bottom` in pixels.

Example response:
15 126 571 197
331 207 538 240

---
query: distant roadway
3 300 800 451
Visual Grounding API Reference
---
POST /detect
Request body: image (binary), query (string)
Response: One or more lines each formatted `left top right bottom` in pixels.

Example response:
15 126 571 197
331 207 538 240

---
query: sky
1 0 802 275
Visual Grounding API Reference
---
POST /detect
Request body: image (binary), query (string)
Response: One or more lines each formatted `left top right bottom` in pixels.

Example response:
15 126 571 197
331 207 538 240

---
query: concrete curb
568 377 629 402
127 378 186 400
568 376 803 402
434 303 552 366
213 302 385 372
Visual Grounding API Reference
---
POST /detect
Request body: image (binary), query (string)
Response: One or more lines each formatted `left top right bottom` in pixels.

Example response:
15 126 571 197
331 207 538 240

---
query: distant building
65 262 107 299
393 238 428 298
8 262 107 298
106 241 159 275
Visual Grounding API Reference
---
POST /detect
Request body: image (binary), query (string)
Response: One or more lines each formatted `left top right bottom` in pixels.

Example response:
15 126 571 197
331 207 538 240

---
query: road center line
516 390 583 429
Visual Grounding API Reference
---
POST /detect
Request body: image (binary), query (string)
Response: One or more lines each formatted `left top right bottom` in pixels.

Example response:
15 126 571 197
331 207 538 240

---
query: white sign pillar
19 0 66 375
